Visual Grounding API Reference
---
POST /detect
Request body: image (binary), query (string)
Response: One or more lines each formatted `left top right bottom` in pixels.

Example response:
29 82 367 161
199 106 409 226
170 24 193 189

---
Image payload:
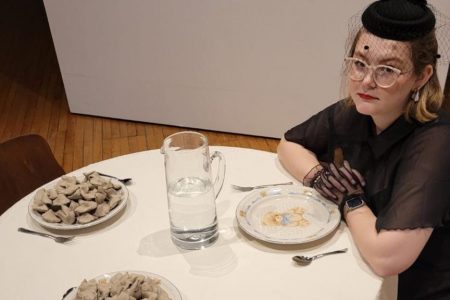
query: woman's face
348 32 417 122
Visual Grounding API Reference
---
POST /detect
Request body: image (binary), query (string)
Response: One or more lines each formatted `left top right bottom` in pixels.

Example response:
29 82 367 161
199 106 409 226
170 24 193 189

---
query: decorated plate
28 173 128 230
64 271 182 300
236 185 340 244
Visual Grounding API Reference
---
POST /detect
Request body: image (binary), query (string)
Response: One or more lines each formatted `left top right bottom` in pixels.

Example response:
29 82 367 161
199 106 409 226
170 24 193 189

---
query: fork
97 172 132 184
18 227 75 243
231 181 294 192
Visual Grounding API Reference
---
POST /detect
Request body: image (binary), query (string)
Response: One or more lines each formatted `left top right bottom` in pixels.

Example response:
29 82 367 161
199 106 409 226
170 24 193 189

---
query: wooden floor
0 1 279 173
0 1 449 173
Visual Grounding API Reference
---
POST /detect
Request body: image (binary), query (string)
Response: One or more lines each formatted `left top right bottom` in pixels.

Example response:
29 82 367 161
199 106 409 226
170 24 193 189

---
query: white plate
236 185 340 244
64 271 182 300
28 175 128 230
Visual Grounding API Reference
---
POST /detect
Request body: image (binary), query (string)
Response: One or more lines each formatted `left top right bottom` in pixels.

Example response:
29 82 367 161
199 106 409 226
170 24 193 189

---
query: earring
411 89 420 102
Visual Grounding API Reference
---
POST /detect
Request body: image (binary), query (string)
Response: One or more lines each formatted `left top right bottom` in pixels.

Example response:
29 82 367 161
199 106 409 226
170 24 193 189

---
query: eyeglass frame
344 57 412 88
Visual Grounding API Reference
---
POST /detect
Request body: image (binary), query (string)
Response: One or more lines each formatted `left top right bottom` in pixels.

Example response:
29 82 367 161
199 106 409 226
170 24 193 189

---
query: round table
0 147 396 299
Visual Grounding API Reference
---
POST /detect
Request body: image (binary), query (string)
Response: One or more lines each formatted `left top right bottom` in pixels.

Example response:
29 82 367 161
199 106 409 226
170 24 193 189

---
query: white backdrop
43 0 450 138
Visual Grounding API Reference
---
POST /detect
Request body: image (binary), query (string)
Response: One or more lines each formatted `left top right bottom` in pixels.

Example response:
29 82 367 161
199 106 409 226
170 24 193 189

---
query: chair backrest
0 134 65 215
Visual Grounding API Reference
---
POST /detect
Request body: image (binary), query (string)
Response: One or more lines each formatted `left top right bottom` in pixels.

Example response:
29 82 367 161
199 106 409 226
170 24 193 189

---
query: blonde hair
343 29 444 123
405 30 442 122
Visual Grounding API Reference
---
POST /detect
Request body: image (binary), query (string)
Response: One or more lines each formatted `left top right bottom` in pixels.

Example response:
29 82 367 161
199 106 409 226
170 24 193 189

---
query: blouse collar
368 115 419 159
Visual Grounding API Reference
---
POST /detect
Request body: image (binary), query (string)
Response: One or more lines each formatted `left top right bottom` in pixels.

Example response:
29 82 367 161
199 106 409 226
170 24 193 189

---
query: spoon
292 248 348 265
18 227 75 243
97 172 132 184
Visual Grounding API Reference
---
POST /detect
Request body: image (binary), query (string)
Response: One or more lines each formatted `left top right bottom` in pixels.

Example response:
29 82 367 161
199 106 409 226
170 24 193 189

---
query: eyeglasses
344 57 411 88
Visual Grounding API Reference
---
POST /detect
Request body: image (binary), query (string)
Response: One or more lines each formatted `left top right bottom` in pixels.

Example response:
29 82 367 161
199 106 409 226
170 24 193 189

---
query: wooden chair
0 134 65 215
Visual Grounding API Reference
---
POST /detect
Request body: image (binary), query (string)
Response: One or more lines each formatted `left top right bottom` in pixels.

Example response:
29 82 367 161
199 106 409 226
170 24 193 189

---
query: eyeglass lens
346 59 399 88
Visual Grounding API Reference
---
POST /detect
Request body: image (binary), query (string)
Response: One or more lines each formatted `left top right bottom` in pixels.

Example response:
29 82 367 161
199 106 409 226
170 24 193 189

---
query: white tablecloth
0 147 396 299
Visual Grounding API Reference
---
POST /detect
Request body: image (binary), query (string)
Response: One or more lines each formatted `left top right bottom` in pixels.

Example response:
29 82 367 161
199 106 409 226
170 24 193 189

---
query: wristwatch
340 194 366 215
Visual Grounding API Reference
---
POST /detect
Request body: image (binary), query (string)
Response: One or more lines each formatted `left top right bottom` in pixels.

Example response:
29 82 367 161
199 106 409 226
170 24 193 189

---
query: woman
277 0 450 299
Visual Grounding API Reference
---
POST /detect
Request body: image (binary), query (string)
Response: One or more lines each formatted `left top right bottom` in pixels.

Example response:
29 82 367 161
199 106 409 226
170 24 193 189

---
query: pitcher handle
211 151 226 199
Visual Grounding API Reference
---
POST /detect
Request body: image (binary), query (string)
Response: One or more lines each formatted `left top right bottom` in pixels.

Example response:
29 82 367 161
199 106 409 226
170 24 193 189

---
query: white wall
43 0 450 138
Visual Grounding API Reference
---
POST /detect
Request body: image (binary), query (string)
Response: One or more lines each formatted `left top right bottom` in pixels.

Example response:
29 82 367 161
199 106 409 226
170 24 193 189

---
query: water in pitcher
168 176 218 249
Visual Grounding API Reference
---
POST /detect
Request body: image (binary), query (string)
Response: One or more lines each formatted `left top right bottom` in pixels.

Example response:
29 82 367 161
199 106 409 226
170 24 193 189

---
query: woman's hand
312 160 365 205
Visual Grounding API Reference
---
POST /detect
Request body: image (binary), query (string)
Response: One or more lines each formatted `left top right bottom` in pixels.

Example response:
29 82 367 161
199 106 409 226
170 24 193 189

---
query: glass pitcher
161 131 226 250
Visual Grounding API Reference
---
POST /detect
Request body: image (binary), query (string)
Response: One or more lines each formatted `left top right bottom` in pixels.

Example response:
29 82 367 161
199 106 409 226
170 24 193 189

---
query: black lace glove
310 160 365 204
302 164 324 188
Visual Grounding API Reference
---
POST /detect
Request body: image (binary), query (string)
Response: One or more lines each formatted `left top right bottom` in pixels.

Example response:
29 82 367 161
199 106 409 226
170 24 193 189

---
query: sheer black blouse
284 100 450 300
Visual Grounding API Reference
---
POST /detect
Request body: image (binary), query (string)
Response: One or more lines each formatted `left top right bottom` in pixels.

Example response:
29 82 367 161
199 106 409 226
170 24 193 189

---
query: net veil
344 2 450 64
339 0 450 105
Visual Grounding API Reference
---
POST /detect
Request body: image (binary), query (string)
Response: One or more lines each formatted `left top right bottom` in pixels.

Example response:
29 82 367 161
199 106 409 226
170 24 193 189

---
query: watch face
346 196 364 208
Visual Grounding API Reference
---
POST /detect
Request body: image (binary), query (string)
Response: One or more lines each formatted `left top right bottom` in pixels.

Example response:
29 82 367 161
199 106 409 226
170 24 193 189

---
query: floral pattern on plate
236 185 340 244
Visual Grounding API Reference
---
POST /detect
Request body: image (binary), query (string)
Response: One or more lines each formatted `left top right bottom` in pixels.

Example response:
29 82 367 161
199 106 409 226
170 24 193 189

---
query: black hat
362 0 436 41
